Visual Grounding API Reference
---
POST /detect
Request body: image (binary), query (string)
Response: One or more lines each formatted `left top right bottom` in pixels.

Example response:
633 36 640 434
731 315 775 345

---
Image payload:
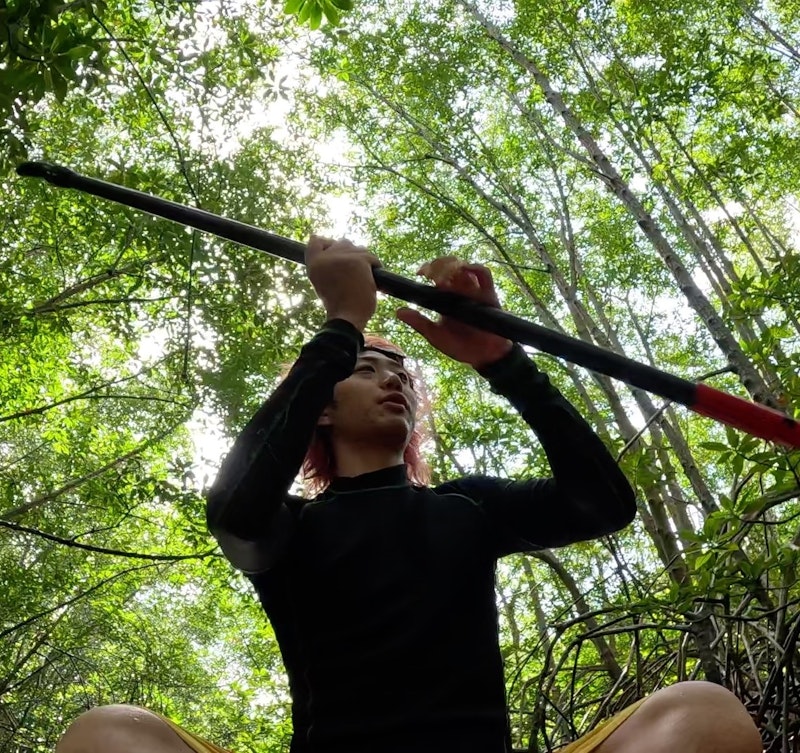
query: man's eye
356 365 375 373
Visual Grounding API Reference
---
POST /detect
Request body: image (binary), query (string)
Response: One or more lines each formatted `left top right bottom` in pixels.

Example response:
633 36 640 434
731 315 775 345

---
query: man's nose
382 371 402 388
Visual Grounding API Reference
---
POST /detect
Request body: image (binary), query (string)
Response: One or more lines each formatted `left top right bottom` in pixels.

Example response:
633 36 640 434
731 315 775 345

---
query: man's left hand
396 257 513 369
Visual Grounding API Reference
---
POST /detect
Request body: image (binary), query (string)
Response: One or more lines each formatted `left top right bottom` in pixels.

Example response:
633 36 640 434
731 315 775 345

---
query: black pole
16 161 800 448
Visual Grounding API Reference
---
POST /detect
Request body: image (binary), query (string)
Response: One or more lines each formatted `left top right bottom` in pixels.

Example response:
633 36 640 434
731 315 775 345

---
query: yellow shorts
158 699 645 753
555 698 645 752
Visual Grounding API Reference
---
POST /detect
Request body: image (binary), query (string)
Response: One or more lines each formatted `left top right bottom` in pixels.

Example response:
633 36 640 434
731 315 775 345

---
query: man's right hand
306 235 381 332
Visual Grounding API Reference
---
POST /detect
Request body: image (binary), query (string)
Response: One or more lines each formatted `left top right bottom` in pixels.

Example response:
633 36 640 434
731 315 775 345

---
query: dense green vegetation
2 0 799 750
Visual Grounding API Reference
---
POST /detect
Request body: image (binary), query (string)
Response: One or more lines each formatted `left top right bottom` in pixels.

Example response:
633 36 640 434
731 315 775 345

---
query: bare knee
56 704 191 753
597 681 762 753
639 681 761 752
650 680 752 718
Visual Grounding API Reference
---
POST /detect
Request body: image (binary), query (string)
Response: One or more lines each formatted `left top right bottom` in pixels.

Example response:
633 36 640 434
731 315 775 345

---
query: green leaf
321 0 340 25
700 441 729 452
67 44 96 61
740 496 766 515
283 0 304 15
297 0 313 24
53 55 76 83
309 2 323 29
49 24 73 53
694 551 714 570
42 66 54 93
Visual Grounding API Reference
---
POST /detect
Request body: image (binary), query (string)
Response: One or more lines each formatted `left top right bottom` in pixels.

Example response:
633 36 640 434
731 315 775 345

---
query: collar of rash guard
326 464 409 493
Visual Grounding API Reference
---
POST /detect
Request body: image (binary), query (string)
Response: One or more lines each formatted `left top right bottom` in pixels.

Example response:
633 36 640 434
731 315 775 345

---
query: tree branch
0 519 217 561
0 424 179 520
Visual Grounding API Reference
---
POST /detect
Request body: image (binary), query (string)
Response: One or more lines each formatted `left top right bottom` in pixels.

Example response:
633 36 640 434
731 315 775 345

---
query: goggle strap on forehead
361 346 406 365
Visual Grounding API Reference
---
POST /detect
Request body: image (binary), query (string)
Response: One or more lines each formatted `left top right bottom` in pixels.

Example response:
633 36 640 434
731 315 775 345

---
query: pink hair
301 334 430 496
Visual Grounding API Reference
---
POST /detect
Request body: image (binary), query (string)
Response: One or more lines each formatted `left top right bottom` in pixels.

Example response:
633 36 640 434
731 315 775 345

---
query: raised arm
206 236 380 572
206 320 363 570
439 345 636 555
397 257 635 555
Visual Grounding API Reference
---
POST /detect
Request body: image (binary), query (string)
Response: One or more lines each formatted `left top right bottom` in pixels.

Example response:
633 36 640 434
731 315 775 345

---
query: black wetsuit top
206 320 636 753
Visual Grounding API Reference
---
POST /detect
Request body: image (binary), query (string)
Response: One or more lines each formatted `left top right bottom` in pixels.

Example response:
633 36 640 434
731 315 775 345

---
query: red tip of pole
694 384 800 449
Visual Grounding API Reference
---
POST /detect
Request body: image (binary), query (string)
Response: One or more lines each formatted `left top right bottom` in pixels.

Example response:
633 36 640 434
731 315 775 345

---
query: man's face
319 349 418 447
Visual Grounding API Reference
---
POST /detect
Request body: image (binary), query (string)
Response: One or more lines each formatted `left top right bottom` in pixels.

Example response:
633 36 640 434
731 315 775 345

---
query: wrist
321 317 366 345
326 311 370 332
469 340 514 370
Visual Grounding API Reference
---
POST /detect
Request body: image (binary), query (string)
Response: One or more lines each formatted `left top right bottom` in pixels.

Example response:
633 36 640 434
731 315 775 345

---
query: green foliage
0 0 110 171
3 0 800 750
0 0 329 748
283 0 354 29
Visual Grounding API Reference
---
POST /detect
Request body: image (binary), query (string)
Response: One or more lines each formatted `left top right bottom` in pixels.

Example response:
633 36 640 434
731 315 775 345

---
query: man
55 237 762 753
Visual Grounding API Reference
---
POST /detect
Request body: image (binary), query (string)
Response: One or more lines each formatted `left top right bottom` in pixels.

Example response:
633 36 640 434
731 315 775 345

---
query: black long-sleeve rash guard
206 319 636 753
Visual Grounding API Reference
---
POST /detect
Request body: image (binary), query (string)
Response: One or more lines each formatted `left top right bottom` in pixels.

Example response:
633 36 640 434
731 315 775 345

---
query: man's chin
367 418 414 445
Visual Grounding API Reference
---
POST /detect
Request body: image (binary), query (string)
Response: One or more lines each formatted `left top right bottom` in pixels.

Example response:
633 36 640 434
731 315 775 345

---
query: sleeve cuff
477 344 554 407
319 318 365 349
477 343 531 381
295 319 365 382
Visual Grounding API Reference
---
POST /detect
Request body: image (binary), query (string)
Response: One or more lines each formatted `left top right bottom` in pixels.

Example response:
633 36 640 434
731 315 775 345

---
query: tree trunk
459 0 779 408
531 549 624 682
